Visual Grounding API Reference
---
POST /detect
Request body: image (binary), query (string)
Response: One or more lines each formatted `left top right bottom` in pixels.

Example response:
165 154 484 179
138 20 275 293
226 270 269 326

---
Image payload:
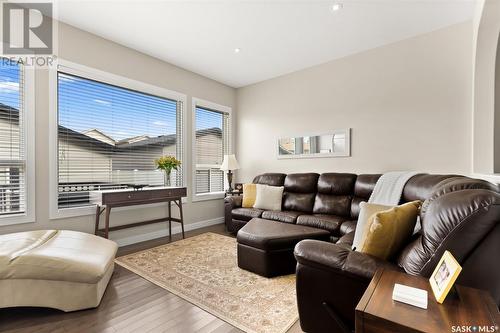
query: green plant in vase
154 155 181 187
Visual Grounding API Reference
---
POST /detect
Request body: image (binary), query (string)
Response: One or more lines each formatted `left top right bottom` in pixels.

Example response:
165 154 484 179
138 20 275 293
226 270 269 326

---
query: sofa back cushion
313 173 356 216
253 173 286 187
283 173 319 213
350 174 381 219
402 174 457 202
398 178 499 276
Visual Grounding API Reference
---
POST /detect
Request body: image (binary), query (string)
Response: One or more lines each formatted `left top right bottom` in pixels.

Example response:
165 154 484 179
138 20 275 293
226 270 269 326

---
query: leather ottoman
237 218 330 277
0 230 117 312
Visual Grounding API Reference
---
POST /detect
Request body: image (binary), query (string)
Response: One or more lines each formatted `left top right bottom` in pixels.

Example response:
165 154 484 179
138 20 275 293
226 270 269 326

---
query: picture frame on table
429 250 462 304
234 183 243 192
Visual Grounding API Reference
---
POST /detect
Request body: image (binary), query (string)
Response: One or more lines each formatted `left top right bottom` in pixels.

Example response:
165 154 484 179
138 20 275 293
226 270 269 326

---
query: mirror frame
277 128 351 159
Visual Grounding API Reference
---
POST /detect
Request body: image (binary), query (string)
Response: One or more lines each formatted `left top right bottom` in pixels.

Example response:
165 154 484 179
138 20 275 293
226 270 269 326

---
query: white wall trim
112 216 224 247
48 59 188 220
0 63 36 226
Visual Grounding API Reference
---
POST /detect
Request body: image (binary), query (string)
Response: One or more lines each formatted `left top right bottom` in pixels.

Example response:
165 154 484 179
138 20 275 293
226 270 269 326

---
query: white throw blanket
368 171 419 205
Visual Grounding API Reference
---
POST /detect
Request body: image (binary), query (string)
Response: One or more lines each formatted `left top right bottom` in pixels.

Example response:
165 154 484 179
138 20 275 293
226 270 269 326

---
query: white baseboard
113 217 224 247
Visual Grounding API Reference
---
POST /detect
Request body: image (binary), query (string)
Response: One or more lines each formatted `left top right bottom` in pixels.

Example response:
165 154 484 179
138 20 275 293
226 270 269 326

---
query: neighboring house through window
53 62 186 213
0 58 34 223
193 98 231 200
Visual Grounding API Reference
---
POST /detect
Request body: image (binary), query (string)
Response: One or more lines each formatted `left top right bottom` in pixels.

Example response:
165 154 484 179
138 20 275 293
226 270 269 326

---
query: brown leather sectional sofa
225 172 383 241
224 172 500 332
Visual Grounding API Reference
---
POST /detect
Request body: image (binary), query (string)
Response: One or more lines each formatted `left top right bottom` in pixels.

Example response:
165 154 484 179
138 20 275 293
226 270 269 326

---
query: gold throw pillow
358 200 421 260
242 183 257 208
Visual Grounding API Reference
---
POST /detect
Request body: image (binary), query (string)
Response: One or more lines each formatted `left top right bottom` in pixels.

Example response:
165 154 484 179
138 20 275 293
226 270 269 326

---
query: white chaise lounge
0 230 117 312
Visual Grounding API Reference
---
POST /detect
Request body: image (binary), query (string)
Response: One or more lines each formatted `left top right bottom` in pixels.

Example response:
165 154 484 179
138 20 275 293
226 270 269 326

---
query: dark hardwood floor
0 224 302 333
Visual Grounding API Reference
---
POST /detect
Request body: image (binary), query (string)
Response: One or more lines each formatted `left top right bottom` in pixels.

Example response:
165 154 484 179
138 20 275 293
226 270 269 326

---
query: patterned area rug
115 232 298 333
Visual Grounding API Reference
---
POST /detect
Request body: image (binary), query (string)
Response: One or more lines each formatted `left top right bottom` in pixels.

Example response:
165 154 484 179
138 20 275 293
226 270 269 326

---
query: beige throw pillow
253 184 284 211
353 202 393 250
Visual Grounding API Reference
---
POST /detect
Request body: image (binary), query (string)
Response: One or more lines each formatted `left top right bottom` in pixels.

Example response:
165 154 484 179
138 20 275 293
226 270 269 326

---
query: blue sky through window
0 63 223 141
195 107 223 131
0 61 20 110
58 73 178 141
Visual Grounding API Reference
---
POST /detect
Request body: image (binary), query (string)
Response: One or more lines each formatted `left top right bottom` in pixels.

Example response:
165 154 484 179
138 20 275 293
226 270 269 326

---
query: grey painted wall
236 22 473 182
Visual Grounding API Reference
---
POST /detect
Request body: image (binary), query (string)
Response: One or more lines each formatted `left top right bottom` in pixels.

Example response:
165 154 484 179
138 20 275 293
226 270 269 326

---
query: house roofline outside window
49 59 187 220
0 59 35 226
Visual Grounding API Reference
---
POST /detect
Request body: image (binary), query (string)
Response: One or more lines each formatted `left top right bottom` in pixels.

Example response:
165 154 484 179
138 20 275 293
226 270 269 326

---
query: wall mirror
277 129 351 159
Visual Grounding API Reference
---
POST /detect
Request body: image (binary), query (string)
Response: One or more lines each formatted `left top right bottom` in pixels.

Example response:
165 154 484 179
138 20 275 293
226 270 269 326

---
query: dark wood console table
90 187 187 239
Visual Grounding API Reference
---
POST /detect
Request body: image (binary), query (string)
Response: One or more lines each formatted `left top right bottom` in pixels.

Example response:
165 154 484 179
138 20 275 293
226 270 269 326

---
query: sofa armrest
224 195 242 208
336 231 354 249
294 239 399 280
224 196 242 233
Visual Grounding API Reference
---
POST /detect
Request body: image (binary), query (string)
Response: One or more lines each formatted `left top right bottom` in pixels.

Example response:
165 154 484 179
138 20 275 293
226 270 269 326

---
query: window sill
192 192 225 202
0 212 35 226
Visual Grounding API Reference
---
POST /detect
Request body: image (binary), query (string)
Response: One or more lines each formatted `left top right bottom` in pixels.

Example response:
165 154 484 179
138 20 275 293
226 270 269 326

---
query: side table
355 268 500 333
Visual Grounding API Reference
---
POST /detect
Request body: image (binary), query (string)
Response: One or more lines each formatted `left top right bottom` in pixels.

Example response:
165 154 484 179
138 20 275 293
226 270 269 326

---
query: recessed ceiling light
331 3 343 12
234 48 241 54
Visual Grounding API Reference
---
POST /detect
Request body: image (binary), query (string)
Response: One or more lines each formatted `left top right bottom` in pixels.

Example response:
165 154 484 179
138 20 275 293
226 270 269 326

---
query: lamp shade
220 154 240 171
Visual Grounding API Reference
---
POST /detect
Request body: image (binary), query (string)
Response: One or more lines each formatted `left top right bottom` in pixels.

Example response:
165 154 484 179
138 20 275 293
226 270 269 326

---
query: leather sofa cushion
253 173 286 186
350 197 363 220
232 207 264 222
317 173 356 195
261 210 302 224
398 190 500 276
351 174 381 219
353 174 381 199
281 172 319 213
0 230 117 284
284 192 316 213
402 174 456 202
421 177 499 217
237 218 330 251
313 194 351 216
296 214 347 235
294 240 399 280
336 231 355 250
284 173 319 193
340 220 357 236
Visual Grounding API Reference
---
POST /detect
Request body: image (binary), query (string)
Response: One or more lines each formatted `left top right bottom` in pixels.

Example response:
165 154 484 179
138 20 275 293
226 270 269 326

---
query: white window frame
191 97 232 202
49 59 187 219
0 60 35 226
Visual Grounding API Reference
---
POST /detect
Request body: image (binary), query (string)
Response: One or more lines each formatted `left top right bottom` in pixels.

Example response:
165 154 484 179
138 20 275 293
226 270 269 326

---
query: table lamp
220 154 240 192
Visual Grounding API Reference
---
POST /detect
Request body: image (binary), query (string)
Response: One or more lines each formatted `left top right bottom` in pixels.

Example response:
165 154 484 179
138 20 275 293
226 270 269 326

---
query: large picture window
193 100 231 198
0 59 32 219
56 70 184 209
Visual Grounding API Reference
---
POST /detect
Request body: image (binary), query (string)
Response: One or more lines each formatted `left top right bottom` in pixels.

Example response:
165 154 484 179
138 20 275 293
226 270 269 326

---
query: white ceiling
53 0 475 88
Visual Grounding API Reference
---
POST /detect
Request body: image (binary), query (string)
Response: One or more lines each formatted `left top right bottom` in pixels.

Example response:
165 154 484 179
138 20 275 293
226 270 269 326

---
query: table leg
168 200 172 241
94 205 101 235
179 199 185 239
104 206 111 239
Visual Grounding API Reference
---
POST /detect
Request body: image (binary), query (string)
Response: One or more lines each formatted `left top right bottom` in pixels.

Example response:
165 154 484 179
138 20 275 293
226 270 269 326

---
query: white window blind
57 72 184 209
194 105 230 195
0 59 26 216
